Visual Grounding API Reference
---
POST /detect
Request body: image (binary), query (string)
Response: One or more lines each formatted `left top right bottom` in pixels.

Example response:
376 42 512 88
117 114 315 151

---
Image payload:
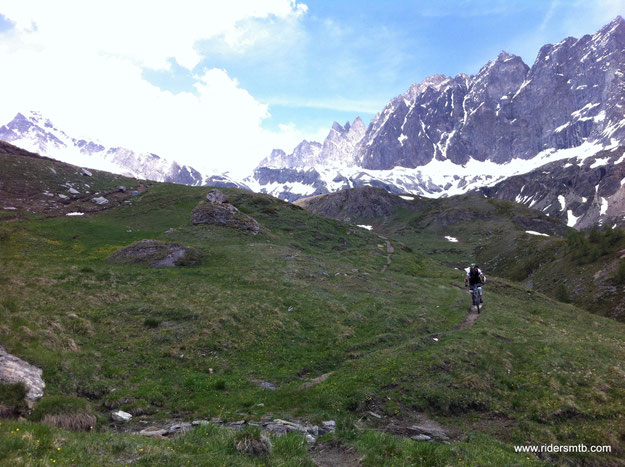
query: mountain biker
464 263 486 303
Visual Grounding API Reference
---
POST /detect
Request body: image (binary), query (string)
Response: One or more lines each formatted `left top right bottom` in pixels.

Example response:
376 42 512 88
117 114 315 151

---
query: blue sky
144 0 625 138
0 0 623 174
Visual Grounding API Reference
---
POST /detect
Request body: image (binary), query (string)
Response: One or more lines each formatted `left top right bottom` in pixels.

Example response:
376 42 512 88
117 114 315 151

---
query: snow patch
525 230 550 237
66 212 84 216
558 195 566 211
399 195 414 200
590 157 610 168
444 236 459 243
600 197 608 216
357 225 373 230
567 209 580 227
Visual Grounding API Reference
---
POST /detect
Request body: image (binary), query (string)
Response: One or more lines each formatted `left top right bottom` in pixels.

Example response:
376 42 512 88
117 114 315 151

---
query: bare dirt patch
310 441 362 467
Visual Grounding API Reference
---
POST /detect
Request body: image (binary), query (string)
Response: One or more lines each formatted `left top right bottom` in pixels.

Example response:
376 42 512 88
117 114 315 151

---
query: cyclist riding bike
465 263 486 304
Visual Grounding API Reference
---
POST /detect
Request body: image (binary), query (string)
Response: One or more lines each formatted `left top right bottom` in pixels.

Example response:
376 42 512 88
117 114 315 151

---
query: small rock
206 189 229 204
367 411 382 419
322 420 336 432
67 339 80 352
3 207 17 211
58 194 69 200
117 186 127 192
287 306 294 312
168 422 192 434
111 410 132 422
192 420 211 426
91 197 109 205
139 428 167 437
49 167 57 174
130 191 140 196
81 168 93 177
248 378 277 390
0 345 45 407
411 434 432 441
265 423 288 436
68 188 79 195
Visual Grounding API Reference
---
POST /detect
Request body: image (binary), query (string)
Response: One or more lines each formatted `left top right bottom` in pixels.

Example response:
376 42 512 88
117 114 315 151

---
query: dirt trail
455 310 480 329
380 239 394 273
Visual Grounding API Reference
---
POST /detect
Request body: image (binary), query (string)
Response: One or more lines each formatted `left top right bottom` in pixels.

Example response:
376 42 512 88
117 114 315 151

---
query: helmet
470 263 476 267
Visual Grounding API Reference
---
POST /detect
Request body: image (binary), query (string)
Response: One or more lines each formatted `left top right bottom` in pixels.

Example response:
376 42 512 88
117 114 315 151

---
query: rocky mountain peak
331 121 345 133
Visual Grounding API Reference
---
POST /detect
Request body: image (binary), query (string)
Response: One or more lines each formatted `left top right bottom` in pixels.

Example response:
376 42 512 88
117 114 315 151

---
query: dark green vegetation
1 152 625 464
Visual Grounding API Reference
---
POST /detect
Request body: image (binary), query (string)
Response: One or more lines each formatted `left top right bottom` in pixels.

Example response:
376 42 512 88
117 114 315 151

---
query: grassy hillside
1 151 625 465
298 187 625 321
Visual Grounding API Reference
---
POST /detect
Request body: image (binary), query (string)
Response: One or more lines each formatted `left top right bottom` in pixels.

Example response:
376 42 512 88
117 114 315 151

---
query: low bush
30 396 96 431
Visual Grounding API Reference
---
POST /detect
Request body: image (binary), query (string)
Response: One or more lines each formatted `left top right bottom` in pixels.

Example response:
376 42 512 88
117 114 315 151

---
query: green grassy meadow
1 156 625 465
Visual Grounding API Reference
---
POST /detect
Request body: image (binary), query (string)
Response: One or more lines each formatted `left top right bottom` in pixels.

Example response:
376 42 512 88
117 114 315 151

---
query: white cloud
0 0 309 176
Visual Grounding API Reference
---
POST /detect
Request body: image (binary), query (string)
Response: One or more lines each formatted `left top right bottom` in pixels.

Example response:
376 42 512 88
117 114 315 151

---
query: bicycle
469 283 483 313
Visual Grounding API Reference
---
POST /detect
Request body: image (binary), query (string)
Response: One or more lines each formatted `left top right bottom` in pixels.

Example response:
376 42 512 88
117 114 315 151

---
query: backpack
469 267 481 285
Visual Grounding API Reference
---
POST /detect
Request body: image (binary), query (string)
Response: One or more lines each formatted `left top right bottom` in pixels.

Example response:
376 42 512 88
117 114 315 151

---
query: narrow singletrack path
380 239 394 273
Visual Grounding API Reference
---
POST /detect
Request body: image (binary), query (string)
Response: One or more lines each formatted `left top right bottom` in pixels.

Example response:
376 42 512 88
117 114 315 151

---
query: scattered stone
408 419 450 441
164 228 175 234
322 420 336 432
300 372 332 389
91 196 109 205
49 167 57 174
43 191 54 197
287 306 294 312
248 379 277 390
411 434 432 442
206 189 230 204
130 191 139 196
117 186 127 192
108 239 200 268
58 194 69 200
0 345 45 407
168 422 192 435
68 187 80 195
367 411 382 419
81 168 93 177
3 207 17 211
192 420 211 426
67 339 80 352
192 189 259 234
265 423 288 436
139 428 167 437
111 410 132 422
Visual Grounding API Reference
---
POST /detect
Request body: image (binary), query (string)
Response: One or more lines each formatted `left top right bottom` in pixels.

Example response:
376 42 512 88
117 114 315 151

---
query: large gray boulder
0 345 45 408
108 240 200 267
192 190 259 234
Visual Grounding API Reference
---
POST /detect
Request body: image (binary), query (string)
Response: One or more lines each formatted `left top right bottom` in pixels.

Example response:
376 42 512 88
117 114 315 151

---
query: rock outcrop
108 240 200 267
0 345 45 407
192 189 259 234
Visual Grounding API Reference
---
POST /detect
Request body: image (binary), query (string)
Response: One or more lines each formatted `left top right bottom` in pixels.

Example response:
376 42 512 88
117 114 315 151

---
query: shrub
233 426 272 457
555 283 570 303
143 317 161 328
214 380 226 391
615 260 625 285
0 382 27 417
30 395 96 431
